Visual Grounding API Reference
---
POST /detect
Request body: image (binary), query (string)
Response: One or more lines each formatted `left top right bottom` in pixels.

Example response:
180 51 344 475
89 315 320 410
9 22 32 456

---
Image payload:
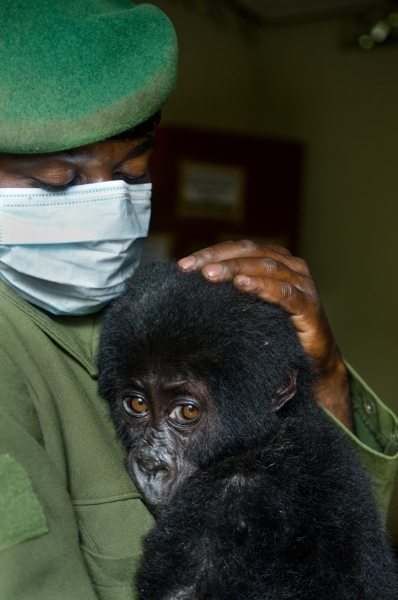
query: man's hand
178 240 352 430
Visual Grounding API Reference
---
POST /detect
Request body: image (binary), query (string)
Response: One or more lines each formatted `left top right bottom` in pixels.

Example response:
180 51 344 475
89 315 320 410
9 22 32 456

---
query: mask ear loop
106 111 161 141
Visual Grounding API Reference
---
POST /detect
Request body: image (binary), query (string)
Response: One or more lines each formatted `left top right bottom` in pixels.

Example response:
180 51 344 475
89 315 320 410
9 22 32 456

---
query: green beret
0 0 178 153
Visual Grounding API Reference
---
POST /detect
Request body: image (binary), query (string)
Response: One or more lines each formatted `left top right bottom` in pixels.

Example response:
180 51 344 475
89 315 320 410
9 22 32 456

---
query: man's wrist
314 355 353 431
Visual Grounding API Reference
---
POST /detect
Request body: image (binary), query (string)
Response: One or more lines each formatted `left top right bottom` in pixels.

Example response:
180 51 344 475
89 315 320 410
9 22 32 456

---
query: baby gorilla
98 260 398 600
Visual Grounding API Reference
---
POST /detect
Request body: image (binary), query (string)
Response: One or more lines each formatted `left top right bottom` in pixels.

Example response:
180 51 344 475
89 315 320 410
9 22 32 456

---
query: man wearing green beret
0 1 397 599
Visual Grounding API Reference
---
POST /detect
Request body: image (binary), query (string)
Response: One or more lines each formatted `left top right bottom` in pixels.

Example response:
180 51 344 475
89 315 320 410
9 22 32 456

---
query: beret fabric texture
0 0 178 153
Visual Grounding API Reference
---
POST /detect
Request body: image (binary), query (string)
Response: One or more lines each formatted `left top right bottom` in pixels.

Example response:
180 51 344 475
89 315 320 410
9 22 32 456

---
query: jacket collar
0 279 99 377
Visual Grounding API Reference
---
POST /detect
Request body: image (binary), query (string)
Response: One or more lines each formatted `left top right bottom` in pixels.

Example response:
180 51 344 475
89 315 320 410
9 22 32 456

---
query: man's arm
322 363 398 520
0 413 99 600
178 240 398 515
178 240 352 423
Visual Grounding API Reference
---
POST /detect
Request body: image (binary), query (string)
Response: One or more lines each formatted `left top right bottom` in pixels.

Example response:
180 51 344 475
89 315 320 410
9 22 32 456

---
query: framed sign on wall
177 160 245 222
143 125 304 261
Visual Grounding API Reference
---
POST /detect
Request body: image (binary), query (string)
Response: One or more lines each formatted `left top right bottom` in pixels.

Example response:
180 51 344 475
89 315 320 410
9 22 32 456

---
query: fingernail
204 264 223 278
235 275 251 287
178 256 196 270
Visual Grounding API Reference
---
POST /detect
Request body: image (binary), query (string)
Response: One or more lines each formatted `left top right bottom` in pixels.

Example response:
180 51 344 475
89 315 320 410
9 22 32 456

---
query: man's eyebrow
124 137 157 160
57 148 79 159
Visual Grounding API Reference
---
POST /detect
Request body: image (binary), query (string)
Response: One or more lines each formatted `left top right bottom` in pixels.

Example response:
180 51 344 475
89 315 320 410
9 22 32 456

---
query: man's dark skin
0 134 352 430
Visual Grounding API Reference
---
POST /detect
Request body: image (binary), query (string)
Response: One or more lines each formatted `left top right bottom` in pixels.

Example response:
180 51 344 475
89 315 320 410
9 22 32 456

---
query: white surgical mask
0 180 151 315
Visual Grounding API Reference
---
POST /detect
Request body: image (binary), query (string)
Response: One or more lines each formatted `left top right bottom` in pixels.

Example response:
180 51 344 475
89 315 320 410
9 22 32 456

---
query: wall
148 0 398 540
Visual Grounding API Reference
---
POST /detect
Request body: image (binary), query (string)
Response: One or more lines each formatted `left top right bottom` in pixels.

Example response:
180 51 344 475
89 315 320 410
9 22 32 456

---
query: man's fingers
233 275 310 318
201 257 312 297
178 240 290 268
264 244 292 257
178 240 310 277
178 240 246 270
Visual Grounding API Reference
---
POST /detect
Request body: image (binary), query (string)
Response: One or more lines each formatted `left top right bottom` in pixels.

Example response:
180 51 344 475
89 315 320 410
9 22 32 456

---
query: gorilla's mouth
129 459 176 508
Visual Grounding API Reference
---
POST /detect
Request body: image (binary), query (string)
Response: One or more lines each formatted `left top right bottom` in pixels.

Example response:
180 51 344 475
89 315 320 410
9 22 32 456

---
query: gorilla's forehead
100 260 310 400
118 371 211 395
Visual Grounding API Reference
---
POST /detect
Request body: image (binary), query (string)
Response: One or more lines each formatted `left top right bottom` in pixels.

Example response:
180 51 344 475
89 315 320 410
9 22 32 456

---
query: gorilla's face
115 372 218 515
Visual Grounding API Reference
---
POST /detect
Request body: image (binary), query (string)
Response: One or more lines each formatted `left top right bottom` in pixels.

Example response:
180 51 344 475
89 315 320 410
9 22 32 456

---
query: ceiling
235 0 395 24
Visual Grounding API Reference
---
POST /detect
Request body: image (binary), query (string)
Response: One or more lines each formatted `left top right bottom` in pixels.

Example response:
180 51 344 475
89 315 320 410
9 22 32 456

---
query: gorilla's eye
183 405 199 419
123 396 148 416
170 404 199 422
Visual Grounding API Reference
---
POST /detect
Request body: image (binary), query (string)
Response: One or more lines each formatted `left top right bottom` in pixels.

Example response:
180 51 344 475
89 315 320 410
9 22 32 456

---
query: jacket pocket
74 493 154 600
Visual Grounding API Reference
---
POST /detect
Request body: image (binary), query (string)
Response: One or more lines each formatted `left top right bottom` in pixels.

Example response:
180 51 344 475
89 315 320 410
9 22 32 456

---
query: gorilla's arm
99 260 398 599
137 411 394 600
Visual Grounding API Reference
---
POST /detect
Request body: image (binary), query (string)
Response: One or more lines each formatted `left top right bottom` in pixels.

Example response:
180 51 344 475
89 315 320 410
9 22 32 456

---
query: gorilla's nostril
138 458 169 476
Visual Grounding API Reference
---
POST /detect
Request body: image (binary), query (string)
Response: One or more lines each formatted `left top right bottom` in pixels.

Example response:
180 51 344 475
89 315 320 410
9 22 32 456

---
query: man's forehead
57 136 157 162
0 136 157 172
106 111 161 142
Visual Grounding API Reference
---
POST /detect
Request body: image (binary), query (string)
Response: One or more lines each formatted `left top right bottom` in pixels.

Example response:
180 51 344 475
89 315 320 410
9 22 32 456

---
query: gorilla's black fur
98 260 398 600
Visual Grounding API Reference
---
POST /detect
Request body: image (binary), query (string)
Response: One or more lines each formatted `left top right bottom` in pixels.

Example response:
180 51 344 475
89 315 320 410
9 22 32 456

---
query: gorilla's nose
129 449 174 509
137 450 170 475
140 460 168 476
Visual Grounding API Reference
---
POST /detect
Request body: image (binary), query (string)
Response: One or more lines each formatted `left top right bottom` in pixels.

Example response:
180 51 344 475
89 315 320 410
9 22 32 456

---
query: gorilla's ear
271 371 297 412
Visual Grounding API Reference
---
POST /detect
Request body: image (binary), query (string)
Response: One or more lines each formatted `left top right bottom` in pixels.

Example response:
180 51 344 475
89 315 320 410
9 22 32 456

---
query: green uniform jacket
0 279 397 600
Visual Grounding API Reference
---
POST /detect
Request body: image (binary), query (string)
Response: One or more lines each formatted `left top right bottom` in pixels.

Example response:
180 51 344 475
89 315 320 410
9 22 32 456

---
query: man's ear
271 371 297 412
